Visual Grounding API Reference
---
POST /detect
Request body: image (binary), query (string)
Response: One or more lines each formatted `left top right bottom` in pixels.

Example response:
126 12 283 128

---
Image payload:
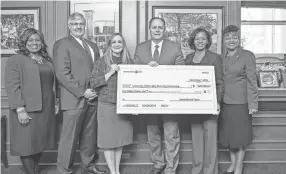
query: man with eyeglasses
53 12 106 174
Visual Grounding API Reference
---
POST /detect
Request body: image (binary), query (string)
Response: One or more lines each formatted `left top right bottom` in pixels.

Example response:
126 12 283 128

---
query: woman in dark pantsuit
90 33 133 174
185 28 224 174
219 25 258 174
5 28 57 174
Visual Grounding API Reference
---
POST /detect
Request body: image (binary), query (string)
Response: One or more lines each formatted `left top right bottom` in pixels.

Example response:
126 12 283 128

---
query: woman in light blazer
219 25 258 174
185 27 224 174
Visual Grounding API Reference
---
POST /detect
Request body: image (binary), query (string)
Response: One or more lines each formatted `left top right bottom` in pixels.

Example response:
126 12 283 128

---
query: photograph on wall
153 7 223 57
70 0 120 56
1 8 40 54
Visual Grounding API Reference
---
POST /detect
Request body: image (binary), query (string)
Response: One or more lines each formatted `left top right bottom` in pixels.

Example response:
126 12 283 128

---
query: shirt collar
223 46 242 59
151 40 163 49
70 33 83 43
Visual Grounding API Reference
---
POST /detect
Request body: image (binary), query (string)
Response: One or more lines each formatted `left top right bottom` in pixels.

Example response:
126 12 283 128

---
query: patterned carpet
2 164 286 174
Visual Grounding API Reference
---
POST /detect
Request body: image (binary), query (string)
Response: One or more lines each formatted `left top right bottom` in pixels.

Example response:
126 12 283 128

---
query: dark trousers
57 104 97 173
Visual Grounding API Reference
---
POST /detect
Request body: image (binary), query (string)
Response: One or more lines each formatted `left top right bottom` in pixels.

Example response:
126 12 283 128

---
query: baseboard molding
2 163 286 174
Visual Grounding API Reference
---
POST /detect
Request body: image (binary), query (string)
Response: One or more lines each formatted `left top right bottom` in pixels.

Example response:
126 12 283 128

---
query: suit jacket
185 50 224 103
53 34 100 110
134 39 184 65
222 47 258 110
5 54 55 112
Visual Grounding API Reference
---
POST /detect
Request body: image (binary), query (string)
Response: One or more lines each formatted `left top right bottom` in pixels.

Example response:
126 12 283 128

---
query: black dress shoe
150 167 164 174
85 167 107 174
76 167 107 174
222 171 234 174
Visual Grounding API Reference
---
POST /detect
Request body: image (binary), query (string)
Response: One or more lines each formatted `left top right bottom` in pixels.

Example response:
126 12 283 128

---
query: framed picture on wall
258 71 280 88
70 0 121 56
153 6 223 57
1 7 40 55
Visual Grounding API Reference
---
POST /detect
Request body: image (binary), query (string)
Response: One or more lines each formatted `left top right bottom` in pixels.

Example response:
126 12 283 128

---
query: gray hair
68 12 86 24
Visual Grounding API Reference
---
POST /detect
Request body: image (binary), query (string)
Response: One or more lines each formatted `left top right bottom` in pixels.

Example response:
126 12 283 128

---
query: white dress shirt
70 33 95 62
151 40 163 58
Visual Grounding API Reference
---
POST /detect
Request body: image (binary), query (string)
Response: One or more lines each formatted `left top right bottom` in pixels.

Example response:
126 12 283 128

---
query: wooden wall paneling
122 1 137 57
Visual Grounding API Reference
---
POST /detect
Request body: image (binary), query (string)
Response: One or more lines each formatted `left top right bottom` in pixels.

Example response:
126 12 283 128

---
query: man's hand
83 89 97 99
148 61 159 67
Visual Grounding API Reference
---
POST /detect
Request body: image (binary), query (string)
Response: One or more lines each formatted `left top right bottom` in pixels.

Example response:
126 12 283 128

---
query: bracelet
16 107 25 113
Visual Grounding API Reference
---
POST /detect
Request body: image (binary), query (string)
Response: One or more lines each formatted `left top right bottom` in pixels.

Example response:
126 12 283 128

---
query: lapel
159 39 168 63
147 40 153 62
82 38 94 65
68 35 93 70
222 47 242 74
200 50 212 65
187 50 212 65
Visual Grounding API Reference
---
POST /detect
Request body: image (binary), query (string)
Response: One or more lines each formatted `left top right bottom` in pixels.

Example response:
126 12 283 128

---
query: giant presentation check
117 65 218 115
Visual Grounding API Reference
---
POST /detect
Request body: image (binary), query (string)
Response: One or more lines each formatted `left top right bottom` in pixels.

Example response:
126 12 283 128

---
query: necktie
153 45 159 62
81 38 93 63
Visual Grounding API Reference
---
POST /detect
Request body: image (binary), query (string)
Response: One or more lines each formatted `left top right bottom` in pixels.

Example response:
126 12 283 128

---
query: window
241 7 286 54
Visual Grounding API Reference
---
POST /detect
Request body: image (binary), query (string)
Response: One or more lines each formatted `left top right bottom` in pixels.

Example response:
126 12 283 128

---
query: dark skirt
218 103 253 148
97 101 133 149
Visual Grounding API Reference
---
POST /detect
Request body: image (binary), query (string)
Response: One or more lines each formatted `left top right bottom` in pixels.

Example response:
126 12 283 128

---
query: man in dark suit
53 12 106 174
134 17 184 174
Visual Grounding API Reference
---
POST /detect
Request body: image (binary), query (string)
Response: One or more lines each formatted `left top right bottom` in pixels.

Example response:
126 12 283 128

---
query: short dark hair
16 28 50 60
188 27 212 50
149 17 166 29
223 25 240 36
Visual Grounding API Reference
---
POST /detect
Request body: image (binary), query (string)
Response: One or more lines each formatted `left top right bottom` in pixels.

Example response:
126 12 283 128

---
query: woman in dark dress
5 28 57 174
219 25 258 174
90 33 133 174
185 28 224 174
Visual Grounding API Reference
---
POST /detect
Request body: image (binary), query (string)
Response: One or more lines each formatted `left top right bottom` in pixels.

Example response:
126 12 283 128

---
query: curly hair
188 27 212 50
16 28 50 60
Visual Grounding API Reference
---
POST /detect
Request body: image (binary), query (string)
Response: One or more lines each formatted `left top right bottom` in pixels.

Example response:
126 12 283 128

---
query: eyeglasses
69 22 85 26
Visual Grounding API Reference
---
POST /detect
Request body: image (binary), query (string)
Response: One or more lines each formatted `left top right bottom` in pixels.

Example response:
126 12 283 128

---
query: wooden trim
242 1 286 8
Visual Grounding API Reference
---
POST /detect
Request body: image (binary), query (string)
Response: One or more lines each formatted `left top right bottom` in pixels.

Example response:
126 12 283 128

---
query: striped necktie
81 38 93 63
153 45 159 62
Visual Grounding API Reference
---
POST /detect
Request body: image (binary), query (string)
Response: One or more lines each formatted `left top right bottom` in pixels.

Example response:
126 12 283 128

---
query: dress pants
191 115 218 174
147 115 180 174
57 104 97 174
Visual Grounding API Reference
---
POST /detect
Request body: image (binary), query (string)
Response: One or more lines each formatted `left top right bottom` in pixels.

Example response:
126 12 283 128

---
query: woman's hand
105 64 120 81
111 64 120 72
55 103 59 115
17 111 32 126
249 109 258 115
216 103 221 115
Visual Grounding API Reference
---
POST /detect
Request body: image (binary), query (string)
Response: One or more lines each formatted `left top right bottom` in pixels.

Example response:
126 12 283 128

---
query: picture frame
258 71 280 88
1 7 40 55
153 6 223 57
70 0 121 56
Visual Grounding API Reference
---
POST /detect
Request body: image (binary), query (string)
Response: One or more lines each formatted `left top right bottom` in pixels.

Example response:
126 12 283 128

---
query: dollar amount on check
117 65 218 115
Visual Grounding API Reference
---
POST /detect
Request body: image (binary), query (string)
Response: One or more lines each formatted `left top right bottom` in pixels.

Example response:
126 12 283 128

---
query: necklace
30 54 43 64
